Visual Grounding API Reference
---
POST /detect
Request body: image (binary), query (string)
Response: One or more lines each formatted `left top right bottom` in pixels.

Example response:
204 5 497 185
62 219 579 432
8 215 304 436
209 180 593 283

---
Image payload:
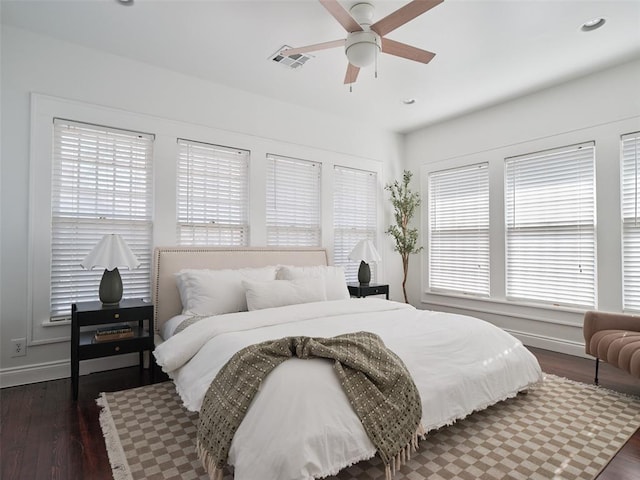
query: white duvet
154 299 542 480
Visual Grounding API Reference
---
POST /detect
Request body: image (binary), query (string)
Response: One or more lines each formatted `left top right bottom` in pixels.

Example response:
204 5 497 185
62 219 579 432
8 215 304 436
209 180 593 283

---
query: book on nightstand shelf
94 323 134 342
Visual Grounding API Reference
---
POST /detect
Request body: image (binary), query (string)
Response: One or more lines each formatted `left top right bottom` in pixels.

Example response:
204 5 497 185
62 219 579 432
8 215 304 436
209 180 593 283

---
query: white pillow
277 265 350 300
175 266 277 316
243 277 327 311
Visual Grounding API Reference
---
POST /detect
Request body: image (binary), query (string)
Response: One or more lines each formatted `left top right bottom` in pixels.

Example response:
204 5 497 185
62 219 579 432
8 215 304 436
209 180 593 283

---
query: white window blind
266 154 321 246
177 139 249 245
505 142 596 308
333 165 378 283
428 163 490 296
622 132 640 311
51 119 153 320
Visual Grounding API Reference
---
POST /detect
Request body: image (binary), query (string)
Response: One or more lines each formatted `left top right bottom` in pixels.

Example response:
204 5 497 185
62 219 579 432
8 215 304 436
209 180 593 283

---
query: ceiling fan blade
319 0 363 33
280 39 345 57
381 38 435 64
371 0 443 37
344 63 360 84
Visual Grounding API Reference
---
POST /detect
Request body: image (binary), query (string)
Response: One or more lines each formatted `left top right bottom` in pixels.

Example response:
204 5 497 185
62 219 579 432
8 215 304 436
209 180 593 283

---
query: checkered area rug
97 374 640 480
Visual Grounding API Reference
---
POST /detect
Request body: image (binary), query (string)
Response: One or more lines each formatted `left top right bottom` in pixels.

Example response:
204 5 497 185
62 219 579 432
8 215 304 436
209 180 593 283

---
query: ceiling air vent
270 45 313 69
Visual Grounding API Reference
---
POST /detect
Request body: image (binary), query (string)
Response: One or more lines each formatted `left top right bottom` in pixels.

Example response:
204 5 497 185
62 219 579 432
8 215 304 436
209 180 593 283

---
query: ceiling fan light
345 31 381 68
346 43 376 67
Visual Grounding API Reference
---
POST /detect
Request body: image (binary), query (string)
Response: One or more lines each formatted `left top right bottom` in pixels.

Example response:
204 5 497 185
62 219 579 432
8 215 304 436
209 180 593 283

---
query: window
505 142 596 308
51 119 153 320
622 132 640 311
333 165 378 283
266 154 321 246
177 139 249 245
428 163 490 296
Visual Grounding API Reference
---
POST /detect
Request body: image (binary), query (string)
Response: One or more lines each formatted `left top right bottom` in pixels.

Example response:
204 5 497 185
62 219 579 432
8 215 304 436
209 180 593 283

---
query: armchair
583 310 640 384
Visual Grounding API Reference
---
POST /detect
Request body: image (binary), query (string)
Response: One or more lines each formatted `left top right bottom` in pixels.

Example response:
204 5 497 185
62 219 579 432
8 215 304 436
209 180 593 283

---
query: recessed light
402 98 416 105
581 18 606 32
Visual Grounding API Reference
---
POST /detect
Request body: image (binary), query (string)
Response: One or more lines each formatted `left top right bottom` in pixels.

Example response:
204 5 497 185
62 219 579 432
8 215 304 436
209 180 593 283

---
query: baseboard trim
0 354 140 388
506 328 589 359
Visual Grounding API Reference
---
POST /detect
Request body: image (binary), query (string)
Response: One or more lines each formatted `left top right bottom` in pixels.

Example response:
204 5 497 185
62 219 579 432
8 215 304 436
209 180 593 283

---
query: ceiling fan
280 0 444 85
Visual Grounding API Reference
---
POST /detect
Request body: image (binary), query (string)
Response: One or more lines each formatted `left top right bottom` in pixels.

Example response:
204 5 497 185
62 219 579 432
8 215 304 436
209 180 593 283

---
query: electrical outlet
11 338 27 357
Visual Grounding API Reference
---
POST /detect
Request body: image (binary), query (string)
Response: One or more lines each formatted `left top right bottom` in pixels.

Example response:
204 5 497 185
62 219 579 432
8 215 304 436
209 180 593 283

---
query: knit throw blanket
196 331 424 480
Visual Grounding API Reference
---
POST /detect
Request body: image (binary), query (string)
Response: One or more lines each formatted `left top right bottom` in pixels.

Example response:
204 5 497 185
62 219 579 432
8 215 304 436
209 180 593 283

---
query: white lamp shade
348 239 382 263
81 234 140 271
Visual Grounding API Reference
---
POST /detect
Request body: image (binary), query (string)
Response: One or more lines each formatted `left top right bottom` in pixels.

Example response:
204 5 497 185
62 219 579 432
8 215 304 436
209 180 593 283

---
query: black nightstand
347 283 389 300
71 298 154 400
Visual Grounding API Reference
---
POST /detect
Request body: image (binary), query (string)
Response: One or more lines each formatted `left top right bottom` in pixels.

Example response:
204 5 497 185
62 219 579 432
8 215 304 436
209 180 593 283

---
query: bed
152 246 543 480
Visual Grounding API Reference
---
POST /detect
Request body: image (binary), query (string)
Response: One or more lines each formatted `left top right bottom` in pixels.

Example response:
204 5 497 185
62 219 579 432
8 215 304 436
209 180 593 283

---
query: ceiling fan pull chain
375 41 378 79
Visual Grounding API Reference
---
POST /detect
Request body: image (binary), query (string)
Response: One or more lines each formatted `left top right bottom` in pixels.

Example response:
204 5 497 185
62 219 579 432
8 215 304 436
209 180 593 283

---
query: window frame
265 153 321 247
621 131 640 312
49 119 154 320
427 162 490 297
29 95 165 344
176 138 250 246
333 165 379 283
504 142 597 309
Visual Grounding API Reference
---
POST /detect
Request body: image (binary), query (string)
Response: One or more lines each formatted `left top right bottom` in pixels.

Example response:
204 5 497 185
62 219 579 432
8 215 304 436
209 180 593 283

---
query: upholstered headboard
152 246 329 333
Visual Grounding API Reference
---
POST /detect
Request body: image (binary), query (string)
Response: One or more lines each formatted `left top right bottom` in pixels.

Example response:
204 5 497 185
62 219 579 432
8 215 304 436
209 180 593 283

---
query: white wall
0 26 405 386
404 58 640 357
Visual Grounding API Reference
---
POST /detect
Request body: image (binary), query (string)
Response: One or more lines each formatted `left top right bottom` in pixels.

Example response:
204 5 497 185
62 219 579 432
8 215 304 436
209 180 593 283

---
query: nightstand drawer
347 283 390 299
75 305 151 325
79 336 154 360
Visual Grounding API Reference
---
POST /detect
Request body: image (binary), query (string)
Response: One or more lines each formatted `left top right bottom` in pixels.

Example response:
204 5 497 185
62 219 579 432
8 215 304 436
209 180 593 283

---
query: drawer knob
114 346 120 352
114 313 120 319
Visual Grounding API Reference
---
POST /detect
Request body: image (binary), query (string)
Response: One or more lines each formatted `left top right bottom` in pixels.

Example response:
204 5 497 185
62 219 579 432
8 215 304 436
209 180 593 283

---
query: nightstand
347 283 389 300
71 298 154 400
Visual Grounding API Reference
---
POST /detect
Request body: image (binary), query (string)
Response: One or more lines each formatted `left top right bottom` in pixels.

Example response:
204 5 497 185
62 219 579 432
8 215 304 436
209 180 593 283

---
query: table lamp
81 234 140 305
348 239 382 286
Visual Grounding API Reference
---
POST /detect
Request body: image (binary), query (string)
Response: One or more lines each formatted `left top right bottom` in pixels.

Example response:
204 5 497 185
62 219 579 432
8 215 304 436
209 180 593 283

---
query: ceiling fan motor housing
349 2 375 26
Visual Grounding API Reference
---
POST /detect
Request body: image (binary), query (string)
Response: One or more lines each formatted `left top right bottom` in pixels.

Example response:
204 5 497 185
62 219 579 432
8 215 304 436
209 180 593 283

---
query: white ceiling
2 0 640 133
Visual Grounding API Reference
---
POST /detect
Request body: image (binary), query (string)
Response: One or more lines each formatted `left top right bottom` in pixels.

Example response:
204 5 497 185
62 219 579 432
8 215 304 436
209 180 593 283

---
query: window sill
421 290 587 328
42 318 71 327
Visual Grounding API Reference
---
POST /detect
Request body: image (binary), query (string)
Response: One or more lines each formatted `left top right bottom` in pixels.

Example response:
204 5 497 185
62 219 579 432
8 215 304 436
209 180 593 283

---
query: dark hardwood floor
1 348 638 480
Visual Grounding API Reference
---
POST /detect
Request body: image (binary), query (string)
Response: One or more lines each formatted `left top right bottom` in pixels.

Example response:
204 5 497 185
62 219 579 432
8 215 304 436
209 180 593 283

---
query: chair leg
594 357 599 386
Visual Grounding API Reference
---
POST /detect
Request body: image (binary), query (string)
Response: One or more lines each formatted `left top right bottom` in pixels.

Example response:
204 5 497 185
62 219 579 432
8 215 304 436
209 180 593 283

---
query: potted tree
385 170 423 303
